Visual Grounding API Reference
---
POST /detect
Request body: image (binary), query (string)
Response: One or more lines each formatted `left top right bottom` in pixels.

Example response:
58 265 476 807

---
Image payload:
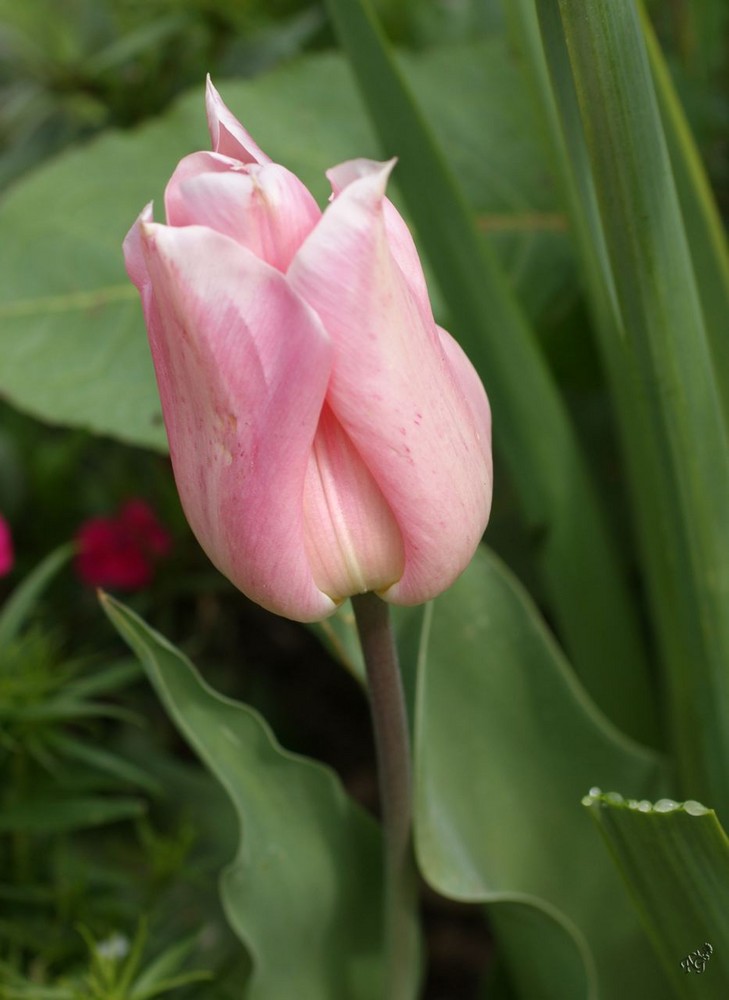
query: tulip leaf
583 790 729 998
100 593 383 1000
640 5 729 434
542 0 729 818
0 40 560 452
414 546 672 999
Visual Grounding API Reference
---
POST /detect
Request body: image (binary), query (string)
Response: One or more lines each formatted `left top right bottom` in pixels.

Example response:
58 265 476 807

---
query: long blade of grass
0 544 73 648
323 0 653 742
640 4 729 429
543 0 729 815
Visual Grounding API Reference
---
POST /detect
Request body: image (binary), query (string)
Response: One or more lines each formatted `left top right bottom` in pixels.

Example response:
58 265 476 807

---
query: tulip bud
123 78 492 622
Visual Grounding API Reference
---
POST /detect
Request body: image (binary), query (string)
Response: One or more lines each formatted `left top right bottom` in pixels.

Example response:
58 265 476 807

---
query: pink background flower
75 499 172 591
0 514 14 577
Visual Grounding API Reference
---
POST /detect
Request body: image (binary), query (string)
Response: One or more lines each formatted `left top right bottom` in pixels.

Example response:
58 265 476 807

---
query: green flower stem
351 592 419 1000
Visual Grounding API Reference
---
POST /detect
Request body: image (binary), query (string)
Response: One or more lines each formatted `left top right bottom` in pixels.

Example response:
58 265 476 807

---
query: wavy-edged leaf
100 593 383 1000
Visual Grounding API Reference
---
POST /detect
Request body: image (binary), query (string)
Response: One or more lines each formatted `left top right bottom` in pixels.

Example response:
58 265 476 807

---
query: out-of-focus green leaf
61 657 142 698
414 547 671 999
546 0 729 819
584 790 729 997
45 732 162 794
100 592 383 1000
0 544 72 648
640 5 729 431
0 795 146 832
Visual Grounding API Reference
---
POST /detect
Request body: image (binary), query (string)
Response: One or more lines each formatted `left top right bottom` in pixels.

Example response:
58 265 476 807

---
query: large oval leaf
414 546 672 998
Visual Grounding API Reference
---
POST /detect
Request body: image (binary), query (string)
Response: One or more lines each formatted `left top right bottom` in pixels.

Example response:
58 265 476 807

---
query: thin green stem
351 592 419 1000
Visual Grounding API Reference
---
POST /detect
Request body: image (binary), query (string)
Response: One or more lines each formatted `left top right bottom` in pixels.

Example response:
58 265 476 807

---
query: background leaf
548 0 729 819
100 592 384 1000
413 546 671 999
0 544 72 647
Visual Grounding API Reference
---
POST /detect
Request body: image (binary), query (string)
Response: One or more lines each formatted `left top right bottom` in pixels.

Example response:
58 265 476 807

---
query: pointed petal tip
204 76 270 165
326 157 397 200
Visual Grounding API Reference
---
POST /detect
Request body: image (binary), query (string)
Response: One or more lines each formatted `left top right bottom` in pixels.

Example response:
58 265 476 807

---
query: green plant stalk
352 592 419 1000
506 0 661 750
550 0 729 815
324 0 654 745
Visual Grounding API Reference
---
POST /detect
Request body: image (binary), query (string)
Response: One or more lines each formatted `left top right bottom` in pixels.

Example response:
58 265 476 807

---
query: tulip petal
303 403 405 600
289 163 492 604
205 76 270 165
165 152 320 271
327 159 432 321
124 218 336 620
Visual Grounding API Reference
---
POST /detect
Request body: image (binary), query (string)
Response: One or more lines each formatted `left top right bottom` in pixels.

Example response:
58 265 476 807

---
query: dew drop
654 798 679 813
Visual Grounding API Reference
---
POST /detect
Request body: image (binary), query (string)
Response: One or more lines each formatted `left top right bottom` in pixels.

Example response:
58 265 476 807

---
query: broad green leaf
0 544 73 648
324 0 653 746
488 900 593 999
548 0 729 818
584 790 729 997
414 547 672 999
100 593 384 1000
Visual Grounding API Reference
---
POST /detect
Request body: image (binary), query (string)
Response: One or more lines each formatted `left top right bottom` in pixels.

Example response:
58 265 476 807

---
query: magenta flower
123 79 492 621
75 499 172 591
0 514 14 577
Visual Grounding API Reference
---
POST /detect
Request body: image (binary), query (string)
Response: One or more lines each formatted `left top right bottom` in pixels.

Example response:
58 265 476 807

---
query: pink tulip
123 78 492 622
0 514 13 577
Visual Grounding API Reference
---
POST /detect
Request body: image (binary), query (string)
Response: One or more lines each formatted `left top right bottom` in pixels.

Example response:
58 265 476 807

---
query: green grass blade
640 4 729 430
584 790 729 997
550 0 729 816
324 0 653 743
0 544 73 648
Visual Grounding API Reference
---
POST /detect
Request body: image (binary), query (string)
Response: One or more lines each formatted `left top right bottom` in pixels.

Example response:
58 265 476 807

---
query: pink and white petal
123 203 155 289
327 159 432 325
289 163 492 604
436 324 492 475
166 158 320 271
303 403 405 601
129 221 336 620
205 76 270 165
